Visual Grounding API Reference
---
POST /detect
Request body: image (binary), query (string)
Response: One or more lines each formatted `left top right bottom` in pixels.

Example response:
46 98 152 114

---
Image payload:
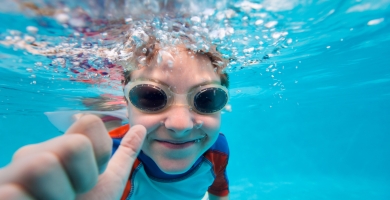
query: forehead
130 47 220 92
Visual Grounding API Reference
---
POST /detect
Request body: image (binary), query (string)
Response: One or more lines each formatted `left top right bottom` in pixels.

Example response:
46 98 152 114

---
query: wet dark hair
120 41 230 88
122 69 229 88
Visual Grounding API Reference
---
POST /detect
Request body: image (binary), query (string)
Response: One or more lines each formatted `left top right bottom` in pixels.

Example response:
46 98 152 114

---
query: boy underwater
0 35 231 199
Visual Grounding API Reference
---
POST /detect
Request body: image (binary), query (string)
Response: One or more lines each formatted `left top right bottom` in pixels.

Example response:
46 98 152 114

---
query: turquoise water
1 0 390 199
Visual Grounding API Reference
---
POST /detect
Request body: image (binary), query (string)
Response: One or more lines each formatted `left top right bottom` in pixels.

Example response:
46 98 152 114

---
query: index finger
65 114 113 173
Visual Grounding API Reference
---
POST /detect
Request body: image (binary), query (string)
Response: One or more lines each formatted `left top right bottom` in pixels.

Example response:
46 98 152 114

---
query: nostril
194 120 203 129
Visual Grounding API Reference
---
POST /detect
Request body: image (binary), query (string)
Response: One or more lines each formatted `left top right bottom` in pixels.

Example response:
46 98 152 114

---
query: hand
0 115 146 200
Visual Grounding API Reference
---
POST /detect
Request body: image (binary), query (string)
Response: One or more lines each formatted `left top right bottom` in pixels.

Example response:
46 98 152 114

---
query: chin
156 157 196 174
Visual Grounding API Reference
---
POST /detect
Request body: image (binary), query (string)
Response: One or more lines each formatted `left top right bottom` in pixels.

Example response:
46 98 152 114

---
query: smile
156 135 208 149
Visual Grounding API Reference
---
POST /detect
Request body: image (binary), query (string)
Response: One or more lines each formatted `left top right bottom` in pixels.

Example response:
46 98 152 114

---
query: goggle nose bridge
166 92 193 109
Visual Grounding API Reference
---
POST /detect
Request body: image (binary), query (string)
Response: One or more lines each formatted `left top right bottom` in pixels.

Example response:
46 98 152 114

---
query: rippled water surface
1 0 390 199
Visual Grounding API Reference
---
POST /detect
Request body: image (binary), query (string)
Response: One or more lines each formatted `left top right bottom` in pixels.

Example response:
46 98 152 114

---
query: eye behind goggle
193 87 229 114
129 84 168 112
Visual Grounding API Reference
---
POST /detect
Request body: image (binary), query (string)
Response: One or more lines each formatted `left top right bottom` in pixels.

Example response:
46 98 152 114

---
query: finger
65 114 113 174
106 125 146 179
78 125 146 199
0 184 33 200
0 152 75 200
12 134 99 194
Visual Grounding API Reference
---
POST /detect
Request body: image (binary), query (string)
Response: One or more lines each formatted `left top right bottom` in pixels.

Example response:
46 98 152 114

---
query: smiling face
126 47 222 174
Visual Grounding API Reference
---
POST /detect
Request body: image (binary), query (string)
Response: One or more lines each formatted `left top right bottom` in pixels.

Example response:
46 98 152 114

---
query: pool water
1 0 390 199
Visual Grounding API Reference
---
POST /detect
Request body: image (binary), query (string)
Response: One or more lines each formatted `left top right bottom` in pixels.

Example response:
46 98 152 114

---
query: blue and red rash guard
109 125 230 200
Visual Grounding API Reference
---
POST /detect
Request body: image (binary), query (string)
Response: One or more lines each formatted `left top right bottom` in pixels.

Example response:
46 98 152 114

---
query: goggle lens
193 88 228 114
127 82 228 114
129 84 167 112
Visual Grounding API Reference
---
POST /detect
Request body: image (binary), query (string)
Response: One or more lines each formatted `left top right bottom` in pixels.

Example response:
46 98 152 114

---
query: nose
163 106 194 137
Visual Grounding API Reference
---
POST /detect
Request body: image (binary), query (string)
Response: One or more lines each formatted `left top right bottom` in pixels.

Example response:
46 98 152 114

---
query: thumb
106 125 146 179
77 125 146 200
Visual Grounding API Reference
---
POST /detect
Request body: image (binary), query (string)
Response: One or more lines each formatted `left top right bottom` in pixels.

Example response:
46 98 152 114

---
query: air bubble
202 44 210 52
137 56 146 65
167 60 173 68
26 68 33 73
55 13 69 24
24 35 35 44
243 47 254 53
225 9 236 19
10 30 21 36
224 104 232 112
264 21 278 28
367 18 384 26
191 16 201 23
35 62 42 67
255 19 264 26
271 32 281 39
52 58 66 66
132 29 149 47
26 26 38 34
69 18 86 28
157 52 162 64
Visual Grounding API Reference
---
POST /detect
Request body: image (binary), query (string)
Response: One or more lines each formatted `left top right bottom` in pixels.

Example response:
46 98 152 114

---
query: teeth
194 135 207 143
163 135 207 144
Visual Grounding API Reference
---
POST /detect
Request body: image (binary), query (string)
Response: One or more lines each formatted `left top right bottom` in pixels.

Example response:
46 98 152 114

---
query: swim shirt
109 124 230 199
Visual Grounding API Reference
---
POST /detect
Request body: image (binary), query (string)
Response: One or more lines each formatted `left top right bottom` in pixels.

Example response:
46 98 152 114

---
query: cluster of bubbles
1 0 294 91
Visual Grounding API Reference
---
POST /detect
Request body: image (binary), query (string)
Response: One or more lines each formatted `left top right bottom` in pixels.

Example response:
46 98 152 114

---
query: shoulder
109 124 130 139
204 133 229 172
109 124 130 155
207 133 229 156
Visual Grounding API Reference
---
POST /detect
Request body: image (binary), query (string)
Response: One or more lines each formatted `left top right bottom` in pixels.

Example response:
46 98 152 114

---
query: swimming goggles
124 79 229 114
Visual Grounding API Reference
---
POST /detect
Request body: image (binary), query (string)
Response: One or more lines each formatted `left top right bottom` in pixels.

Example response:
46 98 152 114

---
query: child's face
127 47 222 174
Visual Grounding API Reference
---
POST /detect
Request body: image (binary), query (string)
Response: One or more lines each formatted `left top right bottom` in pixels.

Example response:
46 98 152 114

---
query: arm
209 193 229 200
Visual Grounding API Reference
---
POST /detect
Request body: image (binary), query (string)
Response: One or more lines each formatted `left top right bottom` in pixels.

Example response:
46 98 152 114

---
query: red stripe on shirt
204 151 229 197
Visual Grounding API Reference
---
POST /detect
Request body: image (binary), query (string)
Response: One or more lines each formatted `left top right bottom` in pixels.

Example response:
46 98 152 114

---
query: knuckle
32 153 61 172
19 152 61 181
78 114 105 127
0 184 33 200
63 134 93 157
13 145 35 160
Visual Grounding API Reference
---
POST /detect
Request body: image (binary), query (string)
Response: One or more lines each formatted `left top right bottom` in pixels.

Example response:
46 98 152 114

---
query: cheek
127 106 162 130
199 114 221 133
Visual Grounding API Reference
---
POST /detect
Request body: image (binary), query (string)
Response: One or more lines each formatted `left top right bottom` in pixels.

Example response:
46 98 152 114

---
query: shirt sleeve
206 134 229 197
